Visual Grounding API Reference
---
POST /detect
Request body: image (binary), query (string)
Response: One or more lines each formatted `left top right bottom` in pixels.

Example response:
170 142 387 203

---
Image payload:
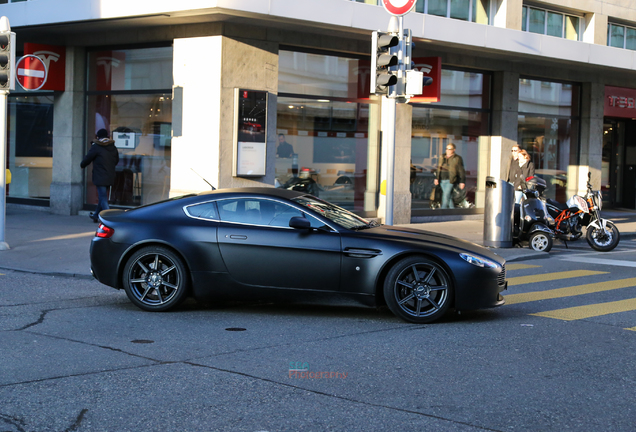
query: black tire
123 246 190 311
383 256 453 324
586 221 620 252
528 231 552 252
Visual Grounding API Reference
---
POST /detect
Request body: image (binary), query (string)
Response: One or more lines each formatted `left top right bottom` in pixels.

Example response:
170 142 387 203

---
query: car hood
357 225 503 263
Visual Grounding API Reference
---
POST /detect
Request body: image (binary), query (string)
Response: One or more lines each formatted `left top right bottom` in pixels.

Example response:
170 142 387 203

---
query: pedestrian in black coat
81 129 119 222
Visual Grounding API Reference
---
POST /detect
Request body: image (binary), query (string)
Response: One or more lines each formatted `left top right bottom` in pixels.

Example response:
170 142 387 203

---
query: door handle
229 235 247 240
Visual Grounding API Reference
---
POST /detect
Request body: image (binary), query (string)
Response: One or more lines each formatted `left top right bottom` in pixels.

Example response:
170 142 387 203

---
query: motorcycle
513 176 555 252
545 172 620 252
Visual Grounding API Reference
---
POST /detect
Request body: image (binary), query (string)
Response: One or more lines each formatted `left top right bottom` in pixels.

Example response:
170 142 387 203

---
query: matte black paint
90 187 506 313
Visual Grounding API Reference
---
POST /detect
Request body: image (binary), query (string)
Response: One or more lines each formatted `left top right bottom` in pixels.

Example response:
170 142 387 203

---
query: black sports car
90 187 507 323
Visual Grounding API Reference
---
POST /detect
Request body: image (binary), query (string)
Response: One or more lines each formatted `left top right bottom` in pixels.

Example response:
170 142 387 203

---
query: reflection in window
518 79 580 202
608 23 636 50
6 94 54 201
276 98 370 211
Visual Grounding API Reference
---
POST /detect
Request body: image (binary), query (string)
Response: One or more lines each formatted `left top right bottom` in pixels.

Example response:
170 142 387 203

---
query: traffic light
0 17 15 91
371 30 399 95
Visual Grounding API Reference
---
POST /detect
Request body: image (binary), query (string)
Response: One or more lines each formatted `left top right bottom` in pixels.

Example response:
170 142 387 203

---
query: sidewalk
1 206 636 278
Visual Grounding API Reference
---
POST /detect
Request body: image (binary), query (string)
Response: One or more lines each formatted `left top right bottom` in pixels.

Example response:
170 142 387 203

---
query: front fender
587 218 611 230
528 223 553 236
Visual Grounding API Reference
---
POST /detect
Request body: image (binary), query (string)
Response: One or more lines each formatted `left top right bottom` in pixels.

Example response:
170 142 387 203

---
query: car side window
217 198 328 229
185 202 218 220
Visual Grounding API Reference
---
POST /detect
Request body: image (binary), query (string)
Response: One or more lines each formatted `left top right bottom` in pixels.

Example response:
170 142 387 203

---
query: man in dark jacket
81 129 119 222
434 143 466 209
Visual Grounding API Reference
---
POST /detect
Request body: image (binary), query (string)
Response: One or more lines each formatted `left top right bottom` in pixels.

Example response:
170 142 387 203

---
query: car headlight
460 253 499 269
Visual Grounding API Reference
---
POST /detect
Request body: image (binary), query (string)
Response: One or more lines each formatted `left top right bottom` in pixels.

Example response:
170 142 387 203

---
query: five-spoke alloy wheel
123 246 189 311
528 231 552 252
384 256 453 323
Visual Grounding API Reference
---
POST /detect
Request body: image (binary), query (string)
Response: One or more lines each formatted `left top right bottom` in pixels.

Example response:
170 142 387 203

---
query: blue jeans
440 180 455 209
94 186 110 220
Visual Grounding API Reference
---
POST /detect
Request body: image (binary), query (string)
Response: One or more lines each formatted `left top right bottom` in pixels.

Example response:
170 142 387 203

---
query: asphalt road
2 244 636 432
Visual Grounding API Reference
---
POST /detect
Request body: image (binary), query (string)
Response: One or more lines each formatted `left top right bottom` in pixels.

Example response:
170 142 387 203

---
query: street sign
381 0 416 16
16 54 47 91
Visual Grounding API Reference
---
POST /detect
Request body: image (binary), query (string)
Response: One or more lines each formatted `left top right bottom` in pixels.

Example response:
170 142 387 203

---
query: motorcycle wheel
586 221 620 252
529 231 552 252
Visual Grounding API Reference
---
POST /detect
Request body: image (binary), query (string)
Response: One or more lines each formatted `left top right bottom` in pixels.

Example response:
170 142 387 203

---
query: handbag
452 184 467 207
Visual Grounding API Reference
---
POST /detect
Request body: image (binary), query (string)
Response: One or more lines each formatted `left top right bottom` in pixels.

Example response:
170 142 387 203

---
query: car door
216 197 342 291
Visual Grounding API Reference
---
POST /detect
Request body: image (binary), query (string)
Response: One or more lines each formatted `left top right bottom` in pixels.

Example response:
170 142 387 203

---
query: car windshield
292 195 377 230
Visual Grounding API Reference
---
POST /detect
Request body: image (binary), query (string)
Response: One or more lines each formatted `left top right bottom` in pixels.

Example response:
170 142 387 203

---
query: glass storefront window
410 70 491 213
7 94 54 201
276 98 370 211
278 50 376 214
85 46 173 209
87 47 173 92
518 79 580 202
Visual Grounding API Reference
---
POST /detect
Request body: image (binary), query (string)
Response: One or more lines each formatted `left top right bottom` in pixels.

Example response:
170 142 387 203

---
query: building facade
3 0 636 223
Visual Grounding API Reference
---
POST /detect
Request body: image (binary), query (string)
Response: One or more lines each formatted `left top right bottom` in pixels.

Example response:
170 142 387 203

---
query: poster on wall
23 43 66 91
234 89 268 177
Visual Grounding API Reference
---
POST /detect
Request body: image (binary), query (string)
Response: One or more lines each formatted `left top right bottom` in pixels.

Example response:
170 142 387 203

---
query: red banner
24 43 66 91
605 86 636 118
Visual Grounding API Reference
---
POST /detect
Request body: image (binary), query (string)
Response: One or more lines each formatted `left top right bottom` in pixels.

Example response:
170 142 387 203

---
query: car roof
196 187 305 200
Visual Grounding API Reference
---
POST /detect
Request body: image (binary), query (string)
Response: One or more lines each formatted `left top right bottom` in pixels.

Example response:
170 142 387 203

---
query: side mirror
289 216 311 230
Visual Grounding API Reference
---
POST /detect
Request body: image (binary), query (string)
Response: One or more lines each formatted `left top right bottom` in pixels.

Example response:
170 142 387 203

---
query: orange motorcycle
545 172 620 252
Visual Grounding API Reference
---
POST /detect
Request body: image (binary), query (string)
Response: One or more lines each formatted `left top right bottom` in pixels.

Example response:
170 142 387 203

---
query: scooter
513 176 555 252
545 172 620 252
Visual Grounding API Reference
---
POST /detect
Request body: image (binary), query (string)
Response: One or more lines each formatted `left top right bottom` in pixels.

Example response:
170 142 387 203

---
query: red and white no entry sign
382 0 416 16
16 54 48 91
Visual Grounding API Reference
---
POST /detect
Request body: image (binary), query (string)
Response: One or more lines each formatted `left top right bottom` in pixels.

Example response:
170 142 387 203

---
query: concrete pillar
50 47 86 215
171 36 278 196
583 13 608 46
577 82 605 195
493 0 523 31
491 70 519 143
394 102 412 224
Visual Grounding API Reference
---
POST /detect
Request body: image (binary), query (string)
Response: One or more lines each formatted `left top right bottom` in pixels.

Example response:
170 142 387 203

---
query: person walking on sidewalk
509 148 535 203
434 143 465 209
81 129 119 223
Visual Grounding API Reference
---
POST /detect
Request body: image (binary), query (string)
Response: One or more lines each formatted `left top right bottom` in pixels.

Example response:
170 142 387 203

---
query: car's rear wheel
123 246 189 311
383 256 453 324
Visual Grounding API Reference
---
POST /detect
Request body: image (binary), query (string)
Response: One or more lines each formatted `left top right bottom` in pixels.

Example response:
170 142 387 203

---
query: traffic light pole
0 90 8 250
383 16 403 226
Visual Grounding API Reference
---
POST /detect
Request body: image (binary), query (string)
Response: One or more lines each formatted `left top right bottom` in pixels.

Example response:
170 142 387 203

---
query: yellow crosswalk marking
507 270 607 287
625 326 636 332
505 277 636 305
506 264 542 271
532 298 636 321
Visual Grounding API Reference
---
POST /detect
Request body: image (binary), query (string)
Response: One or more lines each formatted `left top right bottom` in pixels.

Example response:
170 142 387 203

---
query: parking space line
507 270 607 287
506 264 542 271
505 278 636 305
531 298 636 321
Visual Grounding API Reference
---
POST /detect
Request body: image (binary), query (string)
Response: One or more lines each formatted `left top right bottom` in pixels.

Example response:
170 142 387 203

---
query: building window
349 0 490 25
6 94 54 202
518 78 580 202
608 23 636 50
417 0 490 24
522 5 581 41
278 50 375 214
85 46 173 209
410 69 491 214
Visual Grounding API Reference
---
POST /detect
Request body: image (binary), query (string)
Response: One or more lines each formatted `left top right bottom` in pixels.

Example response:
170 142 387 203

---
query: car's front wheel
383 256 453 324
123 246 189 311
